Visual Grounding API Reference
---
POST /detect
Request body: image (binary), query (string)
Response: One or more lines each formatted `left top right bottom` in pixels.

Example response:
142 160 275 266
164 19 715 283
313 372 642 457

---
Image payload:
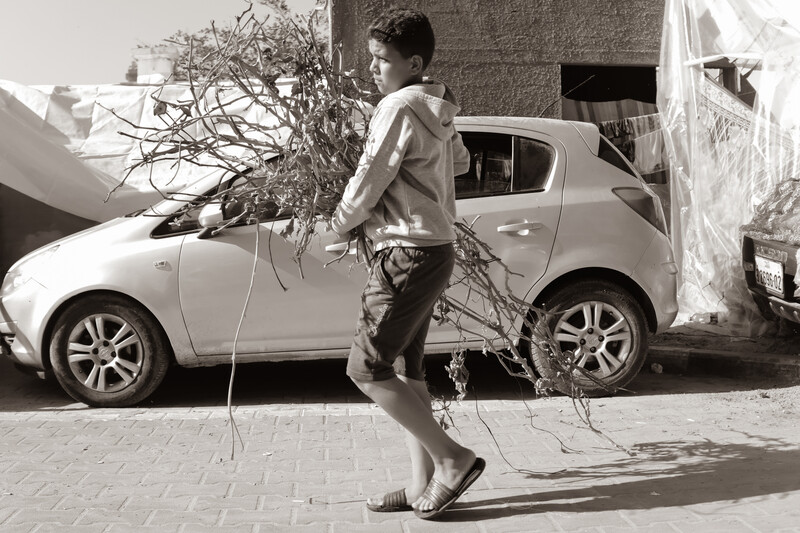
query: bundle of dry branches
114 7 615 425
112 5 369 273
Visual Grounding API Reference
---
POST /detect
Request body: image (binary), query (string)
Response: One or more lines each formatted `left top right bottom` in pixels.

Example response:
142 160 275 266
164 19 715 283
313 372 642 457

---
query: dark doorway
561 65 657 103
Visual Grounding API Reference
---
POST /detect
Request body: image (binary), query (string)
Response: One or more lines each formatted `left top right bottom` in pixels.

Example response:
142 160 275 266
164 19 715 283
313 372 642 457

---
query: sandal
414 457 486 520
366 488 412 512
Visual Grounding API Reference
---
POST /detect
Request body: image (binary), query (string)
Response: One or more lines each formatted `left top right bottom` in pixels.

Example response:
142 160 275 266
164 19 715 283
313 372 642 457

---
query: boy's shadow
438 435 800 521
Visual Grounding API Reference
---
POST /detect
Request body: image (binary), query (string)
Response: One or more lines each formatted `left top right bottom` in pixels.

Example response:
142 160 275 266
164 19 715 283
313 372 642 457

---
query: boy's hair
368 8 435 69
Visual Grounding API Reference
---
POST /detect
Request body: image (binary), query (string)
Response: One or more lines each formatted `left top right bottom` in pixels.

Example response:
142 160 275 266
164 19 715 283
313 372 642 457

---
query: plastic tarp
657 0 800 334
0 79 291 222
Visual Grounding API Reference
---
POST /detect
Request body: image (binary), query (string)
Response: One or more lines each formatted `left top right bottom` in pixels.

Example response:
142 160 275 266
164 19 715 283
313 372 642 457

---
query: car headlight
0 245 59 297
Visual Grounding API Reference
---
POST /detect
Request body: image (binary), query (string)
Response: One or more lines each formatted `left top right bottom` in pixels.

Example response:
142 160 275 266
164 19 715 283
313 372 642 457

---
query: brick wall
331 0 664 117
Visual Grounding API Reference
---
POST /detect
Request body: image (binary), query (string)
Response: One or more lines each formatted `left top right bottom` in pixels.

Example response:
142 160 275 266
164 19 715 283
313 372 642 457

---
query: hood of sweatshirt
381 79 461 141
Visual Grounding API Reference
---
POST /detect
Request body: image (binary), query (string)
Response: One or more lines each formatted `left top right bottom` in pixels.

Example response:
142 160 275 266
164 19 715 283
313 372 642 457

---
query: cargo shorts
346 243 456 382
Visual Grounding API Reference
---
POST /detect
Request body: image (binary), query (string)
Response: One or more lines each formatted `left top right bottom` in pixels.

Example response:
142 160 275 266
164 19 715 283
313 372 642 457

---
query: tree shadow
435 434 800 521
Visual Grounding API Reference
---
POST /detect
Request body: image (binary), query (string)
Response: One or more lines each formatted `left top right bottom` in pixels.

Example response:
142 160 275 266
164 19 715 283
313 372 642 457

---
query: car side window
516 137 555 192
151 174 255 238
456 133 513 199
456 132 555 198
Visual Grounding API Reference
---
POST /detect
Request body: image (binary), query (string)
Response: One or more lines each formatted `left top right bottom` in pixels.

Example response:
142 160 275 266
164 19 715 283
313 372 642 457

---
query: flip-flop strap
420 478 455 509
383 488 407 508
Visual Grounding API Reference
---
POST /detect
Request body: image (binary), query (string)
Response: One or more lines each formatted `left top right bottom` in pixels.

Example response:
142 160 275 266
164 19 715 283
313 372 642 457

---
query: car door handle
324 242 356 254
497 221 542 234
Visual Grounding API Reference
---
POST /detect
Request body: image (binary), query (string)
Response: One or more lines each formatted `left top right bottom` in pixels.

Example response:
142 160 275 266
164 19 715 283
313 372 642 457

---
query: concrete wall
331 0 664 117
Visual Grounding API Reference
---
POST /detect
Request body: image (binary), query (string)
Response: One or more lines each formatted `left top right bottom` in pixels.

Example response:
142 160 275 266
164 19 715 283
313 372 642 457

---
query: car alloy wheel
50 295 171 407
553 301 633 379
64 313 144 393
530 280 648 397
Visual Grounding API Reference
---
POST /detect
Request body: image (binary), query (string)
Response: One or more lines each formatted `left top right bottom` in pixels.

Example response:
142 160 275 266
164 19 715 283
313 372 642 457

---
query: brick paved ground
1 353 799 533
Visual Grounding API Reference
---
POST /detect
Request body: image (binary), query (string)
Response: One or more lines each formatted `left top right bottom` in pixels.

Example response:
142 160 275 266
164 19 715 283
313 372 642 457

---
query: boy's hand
333 227 355 240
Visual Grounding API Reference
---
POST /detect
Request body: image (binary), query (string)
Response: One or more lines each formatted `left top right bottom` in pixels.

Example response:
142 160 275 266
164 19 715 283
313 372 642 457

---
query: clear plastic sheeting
0 80 292 222
741 178 800 246
657 0 800 335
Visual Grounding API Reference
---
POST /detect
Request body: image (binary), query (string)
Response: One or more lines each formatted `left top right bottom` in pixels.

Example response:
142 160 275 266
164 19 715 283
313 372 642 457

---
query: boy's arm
331 105 411 236
331 106 412 235
451 128 470 176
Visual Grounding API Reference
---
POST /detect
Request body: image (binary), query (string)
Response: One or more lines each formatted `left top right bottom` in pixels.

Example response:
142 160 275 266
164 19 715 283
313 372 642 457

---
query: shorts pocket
378 248 412 294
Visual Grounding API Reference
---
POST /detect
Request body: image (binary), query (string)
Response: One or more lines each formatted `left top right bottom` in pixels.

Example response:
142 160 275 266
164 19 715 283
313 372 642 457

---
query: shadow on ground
1 351 795 411
439 435 800 520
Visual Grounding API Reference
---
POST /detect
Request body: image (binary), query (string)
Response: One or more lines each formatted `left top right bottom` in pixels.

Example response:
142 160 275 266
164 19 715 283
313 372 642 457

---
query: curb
646 345 800 381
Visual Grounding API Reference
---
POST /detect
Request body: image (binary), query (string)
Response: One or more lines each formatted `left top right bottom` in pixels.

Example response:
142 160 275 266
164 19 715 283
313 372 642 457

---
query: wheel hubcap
552 301 632 378
65 313 143 393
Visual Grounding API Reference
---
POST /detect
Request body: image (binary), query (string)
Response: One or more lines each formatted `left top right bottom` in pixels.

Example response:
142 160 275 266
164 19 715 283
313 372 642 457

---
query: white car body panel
178 218 368 356
1 116 678 377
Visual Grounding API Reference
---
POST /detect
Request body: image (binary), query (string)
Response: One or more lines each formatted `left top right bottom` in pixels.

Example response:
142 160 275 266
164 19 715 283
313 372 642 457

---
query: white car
1 117 678 407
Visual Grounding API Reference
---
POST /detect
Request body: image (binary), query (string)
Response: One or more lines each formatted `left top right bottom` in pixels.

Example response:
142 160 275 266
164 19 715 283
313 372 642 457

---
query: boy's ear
409 54 424 75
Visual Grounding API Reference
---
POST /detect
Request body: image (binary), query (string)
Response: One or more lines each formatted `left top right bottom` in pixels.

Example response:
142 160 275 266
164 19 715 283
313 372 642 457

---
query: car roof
455 116 600 156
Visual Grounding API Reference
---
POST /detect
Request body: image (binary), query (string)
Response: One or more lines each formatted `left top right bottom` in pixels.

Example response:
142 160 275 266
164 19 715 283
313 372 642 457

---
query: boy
330 7 485 521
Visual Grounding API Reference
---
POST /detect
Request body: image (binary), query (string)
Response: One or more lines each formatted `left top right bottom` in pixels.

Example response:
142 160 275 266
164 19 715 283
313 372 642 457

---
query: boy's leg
367 311 434 507
397 374 435 498
350 245 479 510
352 376 477 510
396 313 435 499
365 374 434 508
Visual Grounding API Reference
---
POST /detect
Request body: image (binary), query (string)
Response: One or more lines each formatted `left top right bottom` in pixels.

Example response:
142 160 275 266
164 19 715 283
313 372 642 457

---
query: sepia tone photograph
1 0 799 531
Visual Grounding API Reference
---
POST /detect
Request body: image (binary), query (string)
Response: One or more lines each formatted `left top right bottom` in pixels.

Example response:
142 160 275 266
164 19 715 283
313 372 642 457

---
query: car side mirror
198 203 224 229
197 203 225 239
197 197 254 239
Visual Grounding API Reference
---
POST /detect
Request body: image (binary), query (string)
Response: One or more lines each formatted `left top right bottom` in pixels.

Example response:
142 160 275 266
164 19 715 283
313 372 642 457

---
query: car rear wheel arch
531 267 657 334
524 277 649 397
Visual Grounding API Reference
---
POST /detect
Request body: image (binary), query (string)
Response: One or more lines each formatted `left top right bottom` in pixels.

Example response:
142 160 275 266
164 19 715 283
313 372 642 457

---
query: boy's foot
366 483 428 512
413 453 485 520
366 488 411 512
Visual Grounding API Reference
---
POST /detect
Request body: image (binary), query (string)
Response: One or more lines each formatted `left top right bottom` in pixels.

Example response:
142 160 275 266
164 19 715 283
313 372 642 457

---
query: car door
176 185 369 357
176 125 565 357
424 127 566 346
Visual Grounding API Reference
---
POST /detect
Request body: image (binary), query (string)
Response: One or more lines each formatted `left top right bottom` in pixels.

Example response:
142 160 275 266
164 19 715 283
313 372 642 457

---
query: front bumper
0 316 40 369
0 321 14 357
1 284 50 371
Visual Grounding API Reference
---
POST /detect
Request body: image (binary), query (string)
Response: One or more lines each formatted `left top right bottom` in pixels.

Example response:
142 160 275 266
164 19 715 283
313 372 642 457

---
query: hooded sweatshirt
331 80 470 249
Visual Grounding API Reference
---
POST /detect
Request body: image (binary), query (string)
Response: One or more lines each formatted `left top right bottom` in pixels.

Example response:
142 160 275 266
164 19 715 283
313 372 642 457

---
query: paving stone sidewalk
2 350 800 533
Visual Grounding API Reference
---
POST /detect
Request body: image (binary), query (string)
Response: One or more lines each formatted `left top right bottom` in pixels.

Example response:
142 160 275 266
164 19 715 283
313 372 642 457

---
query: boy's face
368 39 423 95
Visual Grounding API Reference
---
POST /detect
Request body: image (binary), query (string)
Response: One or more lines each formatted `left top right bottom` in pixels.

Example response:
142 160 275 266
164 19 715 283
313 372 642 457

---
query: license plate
754 255 784 296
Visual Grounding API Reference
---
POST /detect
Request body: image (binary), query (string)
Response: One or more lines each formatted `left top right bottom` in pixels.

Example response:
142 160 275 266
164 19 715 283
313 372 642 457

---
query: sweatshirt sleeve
451 127 470 177
331 103 412 235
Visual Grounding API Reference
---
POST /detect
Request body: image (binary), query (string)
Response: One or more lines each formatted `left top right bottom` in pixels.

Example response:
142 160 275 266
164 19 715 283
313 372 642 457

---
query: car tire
528 280 648 397
50 295 171 407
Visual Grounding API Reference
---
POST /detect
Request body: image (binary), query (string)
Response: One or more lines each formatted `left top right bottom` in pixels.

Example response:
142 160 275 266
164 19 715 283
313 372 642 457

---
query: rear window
598 136 637 178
